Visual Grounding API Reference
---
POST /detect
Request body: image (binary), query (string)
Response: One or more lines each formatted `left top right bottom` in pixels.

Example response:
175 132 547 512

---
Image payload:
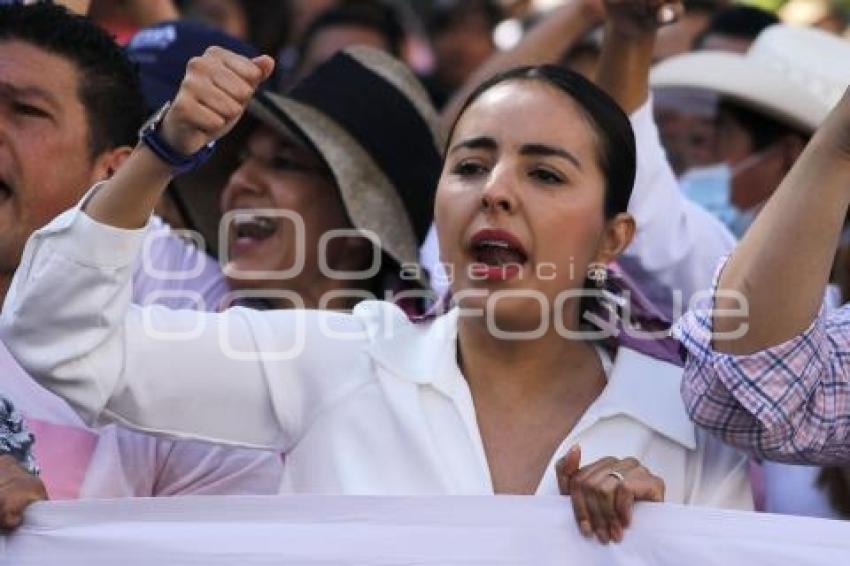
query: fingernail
579 520 592 537
612 525 624 543
596 529 610 544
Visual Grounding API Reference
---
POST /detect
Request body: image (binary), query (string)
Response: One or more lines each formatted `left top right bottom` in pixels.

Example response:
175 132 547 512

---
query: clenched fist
159 47 275 157
604 0 684 35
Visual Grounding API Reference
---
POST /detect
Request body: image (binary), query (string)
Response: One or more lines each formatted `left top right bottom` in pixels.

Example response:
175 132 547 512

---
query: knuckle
238 86 255 103
186 56 205 72
622 457 639 468
1 514 18 529
245 66 263 83
8 476 30 490
175 78 191 95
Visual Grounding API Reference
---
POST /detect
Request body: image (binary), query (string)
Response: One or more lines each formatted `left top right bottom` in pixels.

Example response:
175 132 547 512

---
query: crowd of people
1 0 850 548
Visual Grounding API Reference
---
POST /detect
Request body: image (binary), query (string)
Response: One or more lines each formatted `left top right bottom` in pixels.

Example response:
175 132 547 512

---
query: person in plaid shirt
674 83 850 464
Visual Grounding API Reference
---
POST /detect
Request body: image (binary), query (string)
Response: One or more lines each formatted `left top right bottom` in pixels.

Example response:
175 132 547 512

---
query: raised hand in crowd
557 446 665 544
441 0 606 129
604 0 683 36
0 456 46 531
673 86 850 464
85 47 275 230
597 0 683 113
711 88 850 354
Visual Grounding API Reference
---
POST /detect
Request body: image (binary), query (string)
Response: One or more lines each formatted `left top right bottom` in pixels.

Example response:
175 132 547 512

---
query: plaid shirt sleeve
672 262 850 464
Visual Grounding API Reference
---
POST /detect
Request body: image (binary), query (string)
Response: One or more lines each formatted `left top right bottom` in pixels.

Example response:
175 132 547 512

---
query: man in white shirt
0 2 280 528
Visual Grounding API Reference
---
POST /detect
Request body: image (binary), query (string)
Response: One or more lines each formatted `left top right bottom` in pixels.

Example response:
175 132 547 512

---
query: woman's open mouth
230 212 280 255
468 229 528 282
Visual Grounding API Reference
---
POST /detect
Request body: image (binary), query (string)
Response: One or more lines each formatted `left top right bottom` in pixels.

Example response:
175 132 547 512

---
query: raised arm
711 96 850 353
595 0 735 311
595 0 668 114
0 49 344 451
441 0 605 131
674 91 850 464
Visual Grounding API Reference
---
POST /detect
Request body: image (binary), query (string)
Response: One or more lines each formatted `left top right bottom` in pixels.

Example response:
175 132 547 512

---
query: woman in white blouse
0 45 752 544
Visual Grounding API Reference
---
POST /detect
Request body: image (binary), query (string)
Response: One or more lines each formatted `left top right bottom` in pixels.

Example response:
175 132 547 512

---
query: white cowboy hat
650 24 850 134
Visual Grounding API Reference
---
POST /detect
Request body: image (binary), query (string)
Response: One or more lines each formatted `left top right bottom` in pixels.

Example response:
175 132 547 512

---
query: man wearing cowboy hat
657 24 850 516
652 24 850 239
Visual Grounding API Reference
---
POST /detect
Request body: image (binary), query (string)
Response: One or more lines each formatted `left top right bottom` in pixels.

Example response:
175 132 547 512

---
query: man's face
715 107 787 210
655 106 717 175
433 13 495 90
299 25 392 78
0 40 99 275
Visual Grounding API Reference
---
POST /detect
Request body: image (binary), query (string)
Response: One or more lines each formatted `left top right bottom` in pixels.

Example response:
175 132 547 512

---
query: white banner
3 495 850 565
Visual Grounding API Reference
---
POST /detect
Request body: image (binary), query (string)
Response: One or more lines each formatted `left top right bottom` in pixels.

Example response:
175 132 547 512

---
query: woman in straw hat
0 5 753 545
128 21 441 314
209 46 444 314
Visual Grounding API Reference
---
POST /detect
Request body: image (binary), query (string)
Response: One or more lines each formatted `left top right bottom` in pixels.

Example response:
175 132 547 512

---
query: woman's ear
592 212 636 265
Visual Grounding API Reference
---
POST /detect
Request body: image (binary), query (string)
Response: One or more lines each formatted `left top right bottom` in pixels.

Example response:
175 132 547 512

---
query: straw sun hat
174 46 445 284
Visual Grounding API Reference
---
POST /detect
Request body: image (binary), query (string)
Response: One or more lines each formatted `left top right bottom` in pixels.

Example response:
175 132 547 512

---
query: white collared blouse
1 206 751 508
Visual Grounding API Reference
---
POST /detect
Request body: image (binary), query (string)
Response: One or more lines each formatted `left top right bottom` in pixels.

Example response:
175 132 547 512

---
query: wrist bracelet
0 397 38 475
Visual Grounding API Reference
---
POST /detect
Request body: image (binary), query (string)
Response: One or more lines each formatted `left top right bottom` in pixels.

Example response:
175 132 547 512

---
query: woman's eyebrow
448 136 498 154
520 143 582 170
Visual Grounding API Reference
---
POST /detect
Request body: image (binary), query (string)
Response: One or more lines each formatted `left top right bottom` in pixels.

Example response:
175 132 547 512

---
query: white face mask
678 150 771 238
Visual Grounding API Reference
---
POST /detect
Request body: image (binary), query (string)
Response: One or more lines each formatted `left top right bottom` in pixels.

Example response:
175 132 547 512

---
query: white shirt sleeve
0 204 370 453
624 97 736 307
686 429 754 511
132 217 231 311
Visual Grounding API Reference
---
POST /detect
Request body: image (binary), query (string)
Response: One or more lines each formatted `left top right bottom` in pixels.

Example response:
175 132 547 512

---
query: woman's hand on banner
557 445 665 544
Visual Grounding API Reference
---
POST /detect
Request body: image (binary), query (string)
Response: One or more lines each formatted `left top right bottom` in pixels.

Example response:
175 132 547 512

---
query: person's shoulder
352 299 418 325
352 300 452 340
139 215 219 273
353 301 458 385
